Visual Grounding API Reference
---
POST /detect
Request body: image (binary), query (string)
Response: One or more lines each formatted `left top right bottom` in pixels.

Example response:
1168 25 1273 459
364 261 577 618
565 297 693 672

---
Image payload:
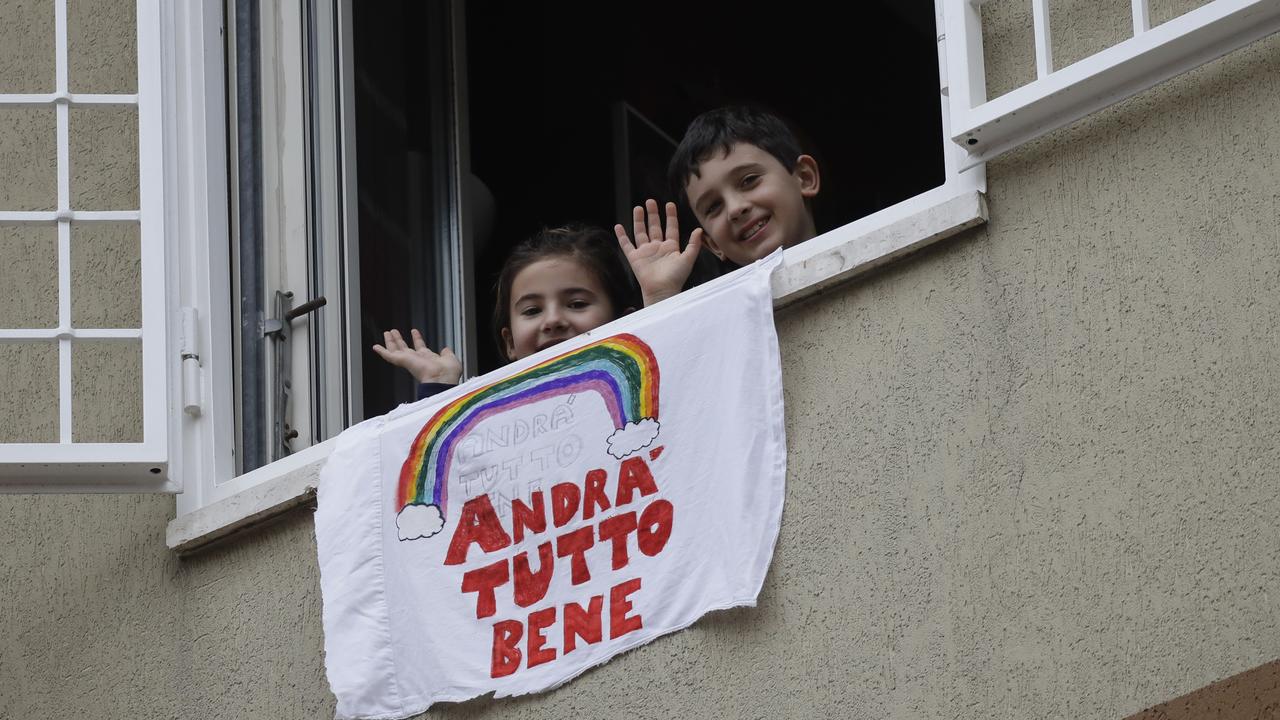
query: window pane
0 224 58 328
1150 0 1213 27
72 340 142 442
0 0 55 93
0 343 58 443
353 0 459 416
69 105 138 211
0 107 57 211
982 0 1038 100
71 222 140 329
1051 0 1133 71
68 0 137 94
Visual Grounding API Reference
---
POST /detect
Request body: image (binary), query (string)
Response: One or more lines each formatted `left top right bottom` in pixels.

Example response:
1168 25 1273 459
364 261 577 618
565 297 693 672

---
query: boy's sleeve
416 382 455 401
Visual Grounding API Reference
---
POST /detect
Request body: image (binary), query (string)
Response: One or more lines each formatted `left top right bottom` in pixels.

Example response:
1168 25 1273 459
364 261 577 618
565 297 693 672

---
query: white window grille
945 0 1280 166
0 0 173 490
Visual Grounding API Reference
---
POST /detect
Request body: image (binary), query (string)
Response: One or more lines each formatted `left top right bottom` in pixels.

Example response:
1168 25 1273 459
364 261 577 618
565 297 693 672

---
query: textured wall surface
2 5 1279 720
777 32 1280 718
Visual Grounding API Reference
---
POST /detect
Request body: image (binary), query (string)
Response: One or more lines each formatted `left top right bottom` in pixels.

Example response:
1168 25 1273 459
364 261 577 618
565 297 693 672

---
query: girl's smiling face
501 256 616 361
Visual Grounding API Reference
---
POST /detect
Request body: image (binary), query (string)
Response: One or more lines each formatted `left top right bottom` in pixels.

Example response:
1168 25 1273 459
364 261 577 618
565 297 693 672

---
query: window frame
944 0 1280 167
167 0 239 505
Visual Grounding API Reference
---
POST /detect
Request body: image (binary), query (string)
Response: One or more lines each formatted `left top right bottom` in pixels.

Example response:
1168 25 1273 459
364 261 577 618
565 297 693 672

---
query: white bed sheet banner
316 252 787 719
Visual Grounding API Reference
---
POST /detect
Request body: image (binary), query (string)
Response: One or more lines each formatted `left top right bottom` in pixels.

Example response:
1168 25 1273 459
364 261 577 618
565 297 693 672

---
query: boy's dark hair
667 105 804 208
491 224 637 355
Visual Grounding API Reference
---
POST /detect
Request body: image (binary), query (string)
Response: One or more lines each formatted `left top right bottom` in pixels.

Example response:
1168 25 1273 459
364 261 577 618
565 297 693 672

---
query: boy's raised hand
372 328 462 385
615 199 703 307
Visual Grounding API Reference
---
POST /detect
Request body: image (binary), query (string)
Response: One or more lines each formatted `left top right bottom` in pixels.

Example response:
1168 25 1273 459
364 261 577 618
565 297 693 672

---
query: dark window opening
352 0 943 415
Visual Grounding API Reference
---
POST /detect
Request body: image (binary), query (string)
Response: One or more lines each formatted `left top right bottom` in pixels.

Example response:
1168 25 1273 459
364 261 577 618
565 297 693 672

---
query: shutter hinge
179 307 202 417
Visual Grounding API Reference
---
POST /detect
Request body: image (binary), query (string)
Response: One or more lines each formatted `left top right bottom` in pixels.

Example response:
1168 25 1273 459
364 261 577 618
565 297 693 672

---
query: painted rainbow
397 333 659 516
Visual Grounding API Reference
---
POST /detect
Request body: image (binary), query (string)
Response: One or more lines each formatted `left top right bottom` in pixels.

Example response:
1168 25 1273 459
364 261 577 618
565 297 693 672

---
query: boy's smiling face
684 142 820 266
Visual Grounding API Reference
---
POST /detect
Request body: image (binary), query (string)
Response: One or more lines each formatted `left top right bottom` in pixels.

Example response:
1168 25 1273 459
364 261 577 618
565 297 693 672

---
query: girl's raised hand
372 328 462 385
615 199 703 307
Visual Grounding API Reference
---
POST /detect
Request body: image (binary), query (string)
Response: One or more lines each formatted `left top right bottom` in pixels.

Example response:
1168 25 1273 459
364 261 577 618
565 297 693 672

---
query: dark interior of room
353 1 943 416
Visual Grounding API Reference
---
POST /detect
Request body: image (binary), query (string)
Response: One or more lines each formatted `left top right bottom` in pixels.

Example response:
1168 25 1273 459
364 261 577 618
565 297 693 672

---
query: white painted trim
53 0 71 451
165 188 990 552
169 0 237 513
0 443 168 465
948 0 1280 166
1032 0 1054 78
0 446 168 491
58 339 72 442
57 220 72 443
944 0 987 114
0 434 177 492
138 0 171 472
0 94 138 106
0 211 142 222
1133 0 1152 34
0 329 143 341
55 0 68 97
55 103 69 212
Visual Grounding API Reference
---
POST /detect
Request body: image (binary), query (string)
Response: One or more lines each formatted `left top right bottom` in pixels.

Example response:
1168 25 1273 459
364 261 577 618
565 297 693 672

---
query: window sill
773 186 988 307
166 438 334 554
165 187 988 554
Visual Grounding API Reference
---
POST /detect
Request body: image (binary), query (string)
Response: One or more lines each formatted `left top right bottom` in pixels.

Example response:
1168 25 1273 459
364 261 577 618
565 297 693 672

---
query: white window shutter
944 0 1280 167
0 0 175 491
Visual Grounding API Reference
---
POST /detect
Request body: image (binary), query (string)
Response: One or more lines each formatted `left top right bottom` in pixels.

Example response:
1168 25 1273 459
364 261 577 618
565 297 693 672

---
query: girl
375 223 667 398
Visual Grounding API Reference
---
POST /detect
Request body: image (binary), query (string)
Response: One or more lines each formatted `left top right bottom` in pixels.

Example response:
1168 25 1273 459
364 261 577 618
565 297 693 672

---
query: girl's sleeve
416 382 455 401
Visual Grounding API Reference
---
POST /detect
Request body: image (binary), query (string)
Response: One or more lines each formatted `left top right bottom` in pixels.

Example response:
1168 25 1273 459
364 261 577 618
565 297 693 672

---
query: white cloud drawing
606 418 661 459
397 503 445 541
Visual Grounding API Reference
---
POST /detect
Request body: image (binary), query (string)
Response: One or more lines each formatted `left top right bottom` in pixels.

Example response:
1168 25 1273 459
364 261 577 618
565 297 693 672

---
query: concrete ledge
774 190 989 307
166 439 333 554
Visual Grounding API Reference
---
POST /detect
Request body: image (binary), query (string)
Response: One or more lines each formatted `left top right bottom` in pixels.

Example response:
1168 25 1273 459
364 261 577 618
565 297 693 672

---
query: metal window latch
263 291 327 459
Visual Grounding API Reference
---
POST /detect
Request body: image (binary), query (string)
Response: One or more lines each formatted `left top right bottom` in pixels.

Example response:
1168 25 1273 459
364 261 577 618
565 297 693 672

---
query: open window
167 0 1279 547
167 0 955 523
175 0 961 520
226 0 951 452
352 0 950 379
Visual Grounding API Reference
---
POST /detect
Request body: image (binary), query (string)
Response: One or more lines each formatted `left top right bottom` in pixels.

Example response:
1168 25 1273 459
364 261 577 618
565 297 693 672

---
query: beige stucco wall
3 5 1280 719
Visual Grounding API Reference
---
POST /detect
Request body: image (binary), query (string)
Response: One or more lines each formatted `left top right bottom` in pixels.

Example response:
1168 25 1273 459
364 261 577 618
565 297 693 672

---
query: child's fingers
685 227 704 256
664 202 679 243
410 328 428 351
631 205 648 246
644 199 662 244
614 224 635 253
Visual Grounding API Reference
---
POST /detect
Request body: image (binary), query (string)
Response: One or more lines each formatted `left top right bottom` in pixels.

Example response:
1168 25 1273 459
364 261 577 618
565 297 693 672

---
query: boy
616 105 821 306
